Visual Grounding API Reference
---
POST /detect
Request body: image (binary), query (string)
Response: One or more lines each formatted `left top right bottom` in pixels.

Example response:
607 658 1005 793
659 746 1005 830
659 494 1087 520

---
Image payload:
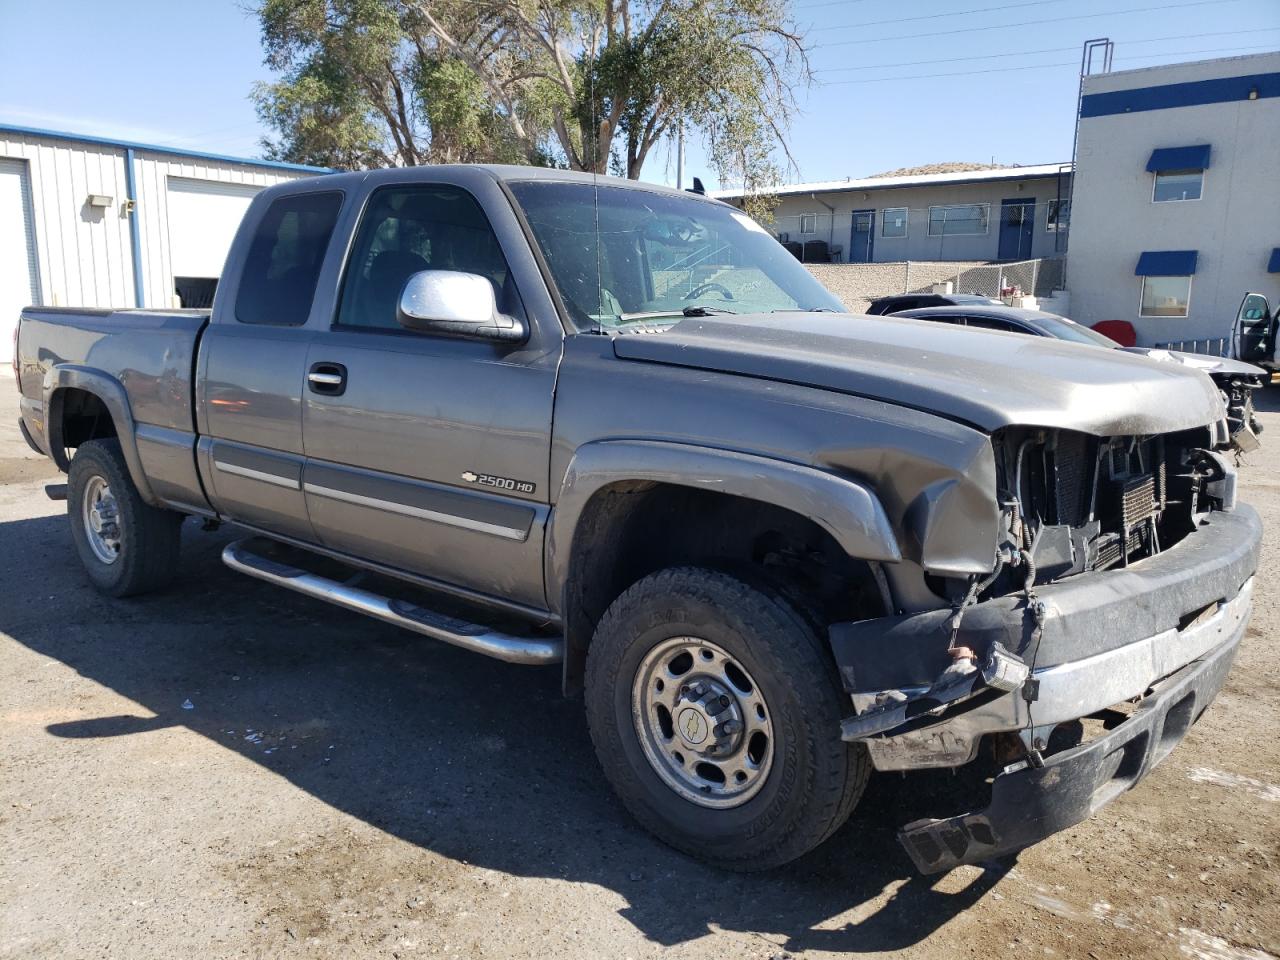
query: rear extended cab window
235 191 343 326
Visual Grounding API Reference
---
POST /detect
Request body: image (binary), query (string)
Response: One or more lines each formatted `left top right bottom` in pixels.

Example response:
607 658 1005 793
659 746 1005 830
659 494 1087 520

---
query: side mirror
396 270 526 343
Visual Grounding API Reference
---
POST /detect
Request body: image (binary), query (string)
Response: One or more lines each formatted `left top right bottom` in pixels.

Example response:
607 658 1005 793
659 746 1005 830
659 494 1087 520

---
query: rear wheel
585 566 868 871
67 439 183 597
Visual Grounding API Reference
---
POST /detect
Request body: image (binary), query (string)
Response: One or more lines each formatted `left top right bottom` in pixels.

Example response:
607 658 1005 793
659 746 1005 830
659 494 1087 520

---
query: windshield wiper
681 305 737 317
617 305 738 323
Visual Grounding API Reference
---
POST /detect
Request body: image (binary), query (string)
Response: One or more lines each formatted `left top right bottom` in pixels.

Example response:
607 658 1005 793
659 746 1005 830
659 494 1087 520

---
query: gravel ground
1 368 1277 960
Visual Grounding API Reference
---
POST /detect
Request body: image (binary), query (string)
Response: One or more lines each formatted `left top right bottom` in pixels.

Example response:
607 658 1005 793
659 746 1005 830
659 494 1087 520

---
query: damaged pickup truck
13 166 1260 874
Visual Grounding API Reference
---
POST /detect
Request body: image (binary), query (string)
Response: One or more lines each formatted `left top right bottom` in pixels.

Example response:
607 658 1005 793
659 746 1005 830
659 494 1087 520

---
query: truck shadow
0 512 1007 954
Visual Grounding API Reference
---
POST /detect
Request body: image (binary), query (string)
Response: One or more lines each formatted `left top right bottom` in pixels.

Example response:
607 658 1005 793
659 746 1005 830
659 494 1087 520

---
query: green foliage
252 0 808 190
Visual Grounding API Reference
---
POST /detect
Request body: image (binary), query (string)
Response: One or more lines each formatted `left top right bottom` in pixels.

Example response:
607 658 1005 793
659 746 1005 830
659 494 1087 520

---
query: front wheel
584 566 868 871
67 439 183 597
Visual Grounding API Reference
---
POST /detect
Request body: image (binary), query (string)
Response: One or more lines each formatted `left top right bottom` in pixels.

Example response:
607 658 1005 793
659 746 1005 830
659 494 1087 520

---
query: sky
1 0 1277 190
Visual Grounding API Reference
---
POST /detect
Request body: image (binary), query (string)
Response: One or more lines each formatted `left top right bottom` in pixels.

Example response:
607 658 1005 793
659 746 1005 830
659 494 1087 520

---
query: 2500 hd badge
461 471 536 495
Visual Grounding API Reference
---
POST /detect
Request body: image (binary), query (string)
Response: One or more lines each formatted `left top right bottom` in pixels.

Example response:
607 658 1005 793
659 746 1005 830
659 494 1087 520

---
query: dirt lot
1 368 1277 960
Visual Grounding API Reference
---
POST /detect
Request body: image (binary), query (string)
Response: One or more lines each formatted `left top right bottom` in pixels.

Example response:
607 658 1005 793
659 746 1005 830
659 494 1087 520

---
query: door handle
308 362 347 396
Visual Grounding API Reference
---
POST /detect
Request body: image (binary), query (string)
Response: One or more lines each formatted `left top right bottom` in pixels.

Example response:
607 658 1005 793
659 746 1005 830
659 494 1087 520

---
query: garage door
0 159 39 365
165 178 261 304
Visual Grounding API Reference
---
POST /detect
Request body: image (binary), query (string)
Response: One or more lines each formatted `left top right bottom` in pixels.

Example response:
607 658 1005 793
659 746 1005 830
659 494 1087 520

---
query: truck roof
270 163 729 206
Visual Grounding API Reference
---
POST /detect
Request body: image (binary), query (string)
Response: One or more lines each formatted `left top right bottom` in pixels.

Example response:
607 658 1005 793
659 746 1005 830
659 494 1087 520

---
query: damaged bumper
828 503 1261 872
899 623 1242 873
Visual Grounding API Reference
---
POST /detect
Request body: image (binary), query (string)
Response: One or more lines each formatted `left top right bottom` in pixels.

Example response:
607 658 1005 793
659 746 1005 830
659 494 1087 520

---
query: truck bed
15 306 211 512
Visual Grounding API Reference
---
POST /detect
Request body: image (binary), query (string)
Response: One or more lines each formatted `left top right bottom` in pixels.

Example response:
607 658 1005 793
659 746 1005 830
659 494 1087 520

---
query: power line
814 27 1280 74
791 0 874 10
821 43 1280 85
816 0 1238 48
817 0 1073 32
825 61 1076 85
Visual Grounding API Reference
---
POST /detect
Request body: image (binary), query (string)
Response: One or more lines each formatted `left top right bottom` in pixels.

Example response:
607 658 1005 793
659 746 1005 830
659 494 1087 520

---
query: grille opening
993 425 1216 589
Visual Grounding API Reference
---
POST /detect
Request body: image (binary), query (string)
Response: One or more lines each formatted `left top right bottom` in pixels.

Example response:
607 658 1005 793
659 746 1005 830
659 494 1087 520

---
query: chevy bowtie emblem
461 471 478 483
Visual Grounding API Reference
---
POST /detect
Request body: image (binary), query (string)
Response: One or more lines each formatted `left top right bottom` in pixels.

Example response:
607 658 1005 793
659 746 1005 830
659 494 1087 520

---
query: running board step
222 538 563 665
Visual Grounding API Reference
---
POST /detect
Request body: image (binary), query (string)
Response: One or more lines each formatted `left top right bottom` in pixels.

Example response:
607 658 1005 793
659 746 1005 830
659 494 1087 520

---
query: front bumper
899 619 1242 872
828 503 1261 871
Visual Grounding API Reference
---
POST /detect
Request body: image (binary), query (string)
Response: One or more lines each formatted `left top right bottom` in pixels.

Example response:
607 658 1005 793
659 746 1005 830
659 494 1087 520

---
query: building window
1140 275 1192 317
1045 198 1069 232
927 203 989 236
1153 170 1203 202
799 213 817 234
882 207 908 238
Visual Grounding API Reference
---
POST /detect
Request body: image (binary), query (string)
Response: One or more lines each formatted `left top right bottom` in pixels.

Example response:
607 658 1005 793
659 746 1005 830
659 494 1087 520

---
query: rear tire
584 565 868 871
67 439 183 597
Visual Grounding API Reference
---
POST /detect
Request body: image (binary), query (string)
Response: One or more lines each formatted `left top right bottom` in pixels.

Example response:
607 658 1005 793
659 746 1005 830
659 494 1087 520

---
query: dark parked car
895 304 1266 451
865 292 1001 315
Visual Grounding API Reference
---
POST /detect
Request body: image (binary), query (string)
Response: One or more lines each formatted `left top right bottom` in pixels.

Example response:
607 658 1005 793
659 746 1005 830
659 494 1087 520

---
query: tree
252 0 809 191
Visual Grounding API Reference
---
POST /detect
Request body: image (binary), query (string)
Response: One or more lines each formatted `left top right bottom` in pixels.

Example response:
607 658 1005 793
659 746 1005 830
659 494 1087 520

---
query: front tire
67 438 183 597
584 566 868 871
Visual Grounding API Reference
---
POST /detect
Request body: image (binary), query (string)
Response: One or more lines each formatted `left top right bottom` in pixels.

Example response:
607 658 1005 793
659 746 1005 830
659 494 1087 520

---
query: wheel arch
43 365 159 505
548 440 900 695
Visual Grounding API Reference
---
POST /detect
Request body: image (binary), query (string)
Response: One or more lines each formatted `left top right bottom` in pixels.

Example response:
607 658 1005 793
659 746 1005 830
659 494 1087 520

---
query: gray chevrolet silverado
14 166 1261 874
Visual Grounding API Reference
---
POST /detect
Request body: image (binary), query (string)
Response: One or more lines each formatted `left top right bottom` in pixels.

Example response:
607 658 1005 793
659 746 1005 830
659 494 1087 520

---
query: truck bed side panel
18 307 211 513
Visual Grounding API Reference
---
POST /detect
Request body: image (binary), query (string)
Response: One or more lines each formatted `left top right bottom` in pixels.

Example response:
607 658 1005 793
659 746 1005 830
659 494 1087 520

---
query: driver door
1233 292 1273 364
300 181 559 608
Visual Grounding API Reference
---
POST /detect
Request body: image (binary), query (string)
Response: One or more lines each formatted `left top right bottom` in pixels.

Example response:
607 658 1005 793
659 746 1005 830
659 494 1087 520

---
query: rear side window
235 191 342 326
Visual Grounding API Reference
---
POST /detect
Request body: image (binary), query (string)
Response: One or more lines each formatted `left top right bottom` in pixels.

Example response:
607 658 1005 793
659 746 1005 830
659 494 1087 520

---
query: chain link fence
951 258 1066 298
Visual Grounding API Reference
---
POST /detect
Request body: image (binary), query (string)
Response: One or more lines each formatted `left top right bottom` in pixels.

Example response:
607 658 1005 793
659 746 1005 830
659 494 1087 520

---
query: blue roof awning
1135 250 1198 276
1270 248 1280 273
1146 144 1211 172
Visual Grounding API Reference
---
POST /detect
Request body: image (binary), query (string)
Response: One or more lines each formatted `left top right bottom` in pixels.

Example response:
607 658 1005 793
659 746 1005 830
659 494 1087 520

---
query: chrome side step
222 538 563 665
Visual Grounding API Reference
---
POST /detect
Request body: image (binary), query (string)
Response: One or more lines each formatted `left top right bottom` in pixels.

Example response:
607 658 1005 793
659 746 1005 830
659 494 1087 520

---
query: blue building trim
1146 144 1211 172
123 148 146 307
0 122 332 174
1136 250 1198 276
1269 248 1280 273
1081 72 1280 118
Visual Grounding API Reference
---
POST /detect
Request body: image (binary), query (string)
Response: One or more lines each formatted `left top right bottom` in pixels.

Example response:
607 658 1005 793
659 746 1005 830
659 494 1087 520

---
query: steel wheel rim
82 475 122 565
631 636 774 809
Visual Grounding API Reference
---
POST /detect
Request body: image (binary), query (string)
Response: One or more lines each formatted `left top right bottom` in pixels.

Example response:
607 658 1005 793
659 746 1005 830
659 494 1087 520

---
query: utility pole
676 123 685 191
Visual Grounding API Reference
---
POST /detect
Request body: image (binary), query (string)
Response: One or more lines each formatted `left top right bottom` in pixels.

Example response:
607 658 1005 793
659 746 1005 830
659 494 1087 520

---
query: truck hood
612 312 1225 435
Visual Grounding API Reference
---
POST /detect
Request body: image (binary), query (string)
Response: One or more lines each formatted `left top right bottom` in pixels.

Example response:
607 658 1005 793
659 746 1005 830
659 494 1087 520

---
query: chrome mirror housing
396 270 526 343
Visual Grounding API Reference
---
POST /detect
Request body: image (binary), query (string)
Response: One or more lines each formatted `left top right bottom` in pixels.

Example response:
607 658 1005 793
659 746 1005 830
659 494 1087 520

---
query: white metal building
0 124 325 362
1066 51 1280 346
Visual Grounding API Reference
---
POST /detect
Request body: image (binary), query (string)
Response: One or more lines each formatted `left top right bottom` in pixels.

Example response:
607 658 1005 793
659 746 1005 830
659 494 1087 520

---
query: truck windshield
507 180 844 330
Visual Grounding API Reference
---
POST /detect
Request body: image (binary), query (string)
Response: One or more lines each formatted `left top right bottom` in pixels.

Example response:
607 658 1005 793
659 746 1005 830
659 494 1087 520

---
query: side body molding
545 439 902 613
43 364 160 506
